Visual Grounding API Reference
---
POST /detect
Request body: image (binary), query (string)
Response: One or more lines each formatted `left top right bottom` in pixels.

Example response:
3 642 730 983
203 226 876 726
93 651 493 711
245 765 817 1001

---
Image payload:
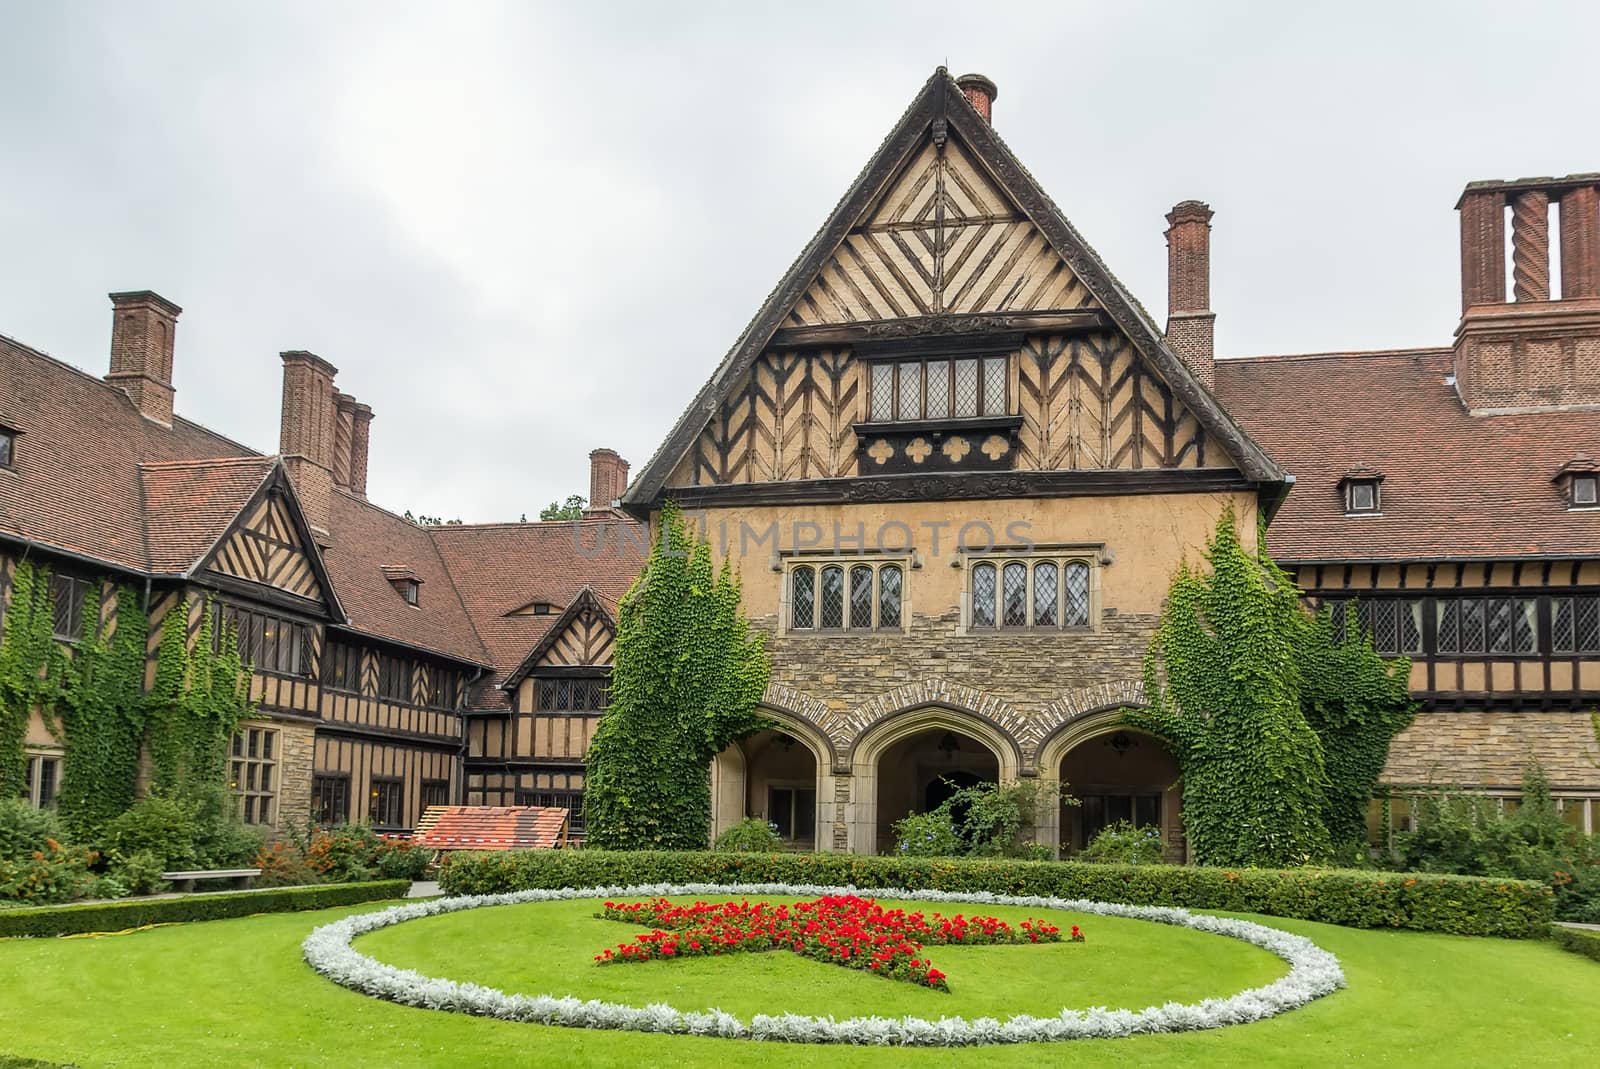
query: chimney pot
106 290 182 425
1164 201 1216 389
955 73 998 124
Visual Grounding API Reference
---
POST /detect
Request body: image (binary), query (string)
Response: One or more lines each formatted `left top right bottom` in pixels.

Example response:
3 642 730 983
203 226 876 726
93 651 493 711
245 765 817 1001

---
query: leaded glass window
1553 596 1600 653
870 365 894 421
790 566 815 630
864 355 1010 422
1435 597 1536 655
897 361 922 418
849 565 874 630
971 563 996 627
819 565 845 629
1033 562 1058 626
1001 562 1028 627
982 356 1007 415
1064 562 1090 626
924 361 950 418
879 565 903 628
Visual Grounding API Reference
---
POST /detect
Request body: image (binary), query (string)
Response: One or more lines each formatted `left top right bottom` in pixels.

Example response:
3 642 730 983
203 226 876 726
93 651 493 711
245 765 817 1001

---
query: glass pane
953 359 979 417
870 364 893 421
262 731 274 759
1002 562 1027 626
971 563 996 627
247 731 259 758
1401 601 1423 653
791 566 815 628
1436 600 1460 653
849 565 874 629
1135 794 1160 828
1461 599 1486 653
232 733 243 758
878 565 902 628
1577 596 1600 652
1513 599 1536 653
1553 597 1575 653
1033 562 1058 626
1372 602 1399 655
1106 795 1133 824
819 566 845 629
260 765 272 791
982 356 1007 415
897 361 922 419
1064 562 1090 626
1486 598 1512 653
925 361 950 418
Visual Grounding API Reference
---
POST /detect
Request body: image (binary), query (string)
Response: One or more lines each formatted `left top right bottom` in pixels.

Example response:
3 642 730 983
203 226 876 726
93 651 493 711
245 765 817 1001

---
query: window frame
322 641 364 693
782 557 910 635
1344 479 1381 515
50 573 93 642
369 776 405 829
864 354 1010 424
0 428 14 469
536 675 609 712
311 773 351 826
962 552 1097 633
515 788 586 838
1570 473 1599 510
214 601 313 678
24 752 61 809
420 778 451 811
375 652 413 703
230 727 279 827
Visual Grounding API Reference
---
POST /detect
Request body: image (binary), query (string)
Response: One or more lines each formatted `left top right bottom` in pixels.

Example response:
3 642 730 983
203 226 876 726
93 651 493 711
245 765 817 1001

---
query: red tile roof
428 517 645 707
323 490 492 667
413 805 568 850
1215 348 1600 561
139 457 277 573
1 334 253 572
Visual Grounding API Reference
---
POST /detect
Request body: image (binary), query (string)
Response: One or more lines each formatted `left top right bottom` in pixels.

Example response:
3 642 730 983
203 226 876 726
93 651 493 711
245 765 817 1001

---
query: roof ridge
138 455 276 471
1 332 264 457
428 516 636 533
1222 347 1452 364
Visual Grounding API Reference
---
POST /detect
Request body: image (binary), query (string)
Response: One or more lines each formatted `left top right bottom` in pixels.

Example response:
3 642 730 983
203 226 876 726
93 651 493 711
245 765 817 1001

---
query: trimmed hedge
0 880 409 939
1550 924 1600 964
438 850 1553 939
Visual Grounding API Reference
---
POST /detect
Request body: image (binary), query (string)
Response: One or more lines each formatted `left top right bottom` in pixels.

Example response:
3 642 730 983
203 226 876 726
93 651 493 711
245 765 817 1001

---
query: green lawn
0 894 1595 1068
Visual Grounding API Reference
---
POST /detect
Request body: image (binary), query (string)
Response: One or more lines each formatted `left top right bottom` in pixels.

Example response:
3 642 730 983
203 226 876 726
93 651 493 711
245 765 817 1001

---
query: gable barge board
659 468 1256 510
196 572 333 621
772 311 1110 349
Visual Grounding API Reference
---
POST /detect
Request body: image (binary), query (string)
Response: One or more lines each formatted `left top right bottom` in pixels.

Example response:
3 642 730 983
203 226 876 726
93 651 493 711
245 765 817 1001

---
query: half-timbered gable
638 70 1277 506
204 489 325 605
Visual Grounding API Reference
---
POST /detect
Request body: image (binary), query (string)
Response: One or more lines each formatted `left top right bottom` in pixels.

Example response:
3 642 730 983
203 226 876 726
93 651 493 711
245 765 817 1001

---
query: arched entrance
1057 727 1183 860
850 708 1020 855
743 728 820 850
710 710 834 850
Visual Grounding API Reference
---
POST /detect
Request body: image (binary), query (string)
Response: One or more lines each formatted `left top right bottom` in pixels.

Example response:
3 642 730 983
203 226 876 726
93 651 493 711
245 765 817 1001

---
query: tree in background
539 495 587 521
584 502 770 849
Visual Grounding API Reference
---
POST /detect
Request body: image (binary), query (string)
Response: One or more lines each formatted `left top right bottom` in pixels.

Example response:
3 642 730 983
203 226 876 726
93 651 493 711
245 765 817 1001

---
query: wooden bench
160 868 261 893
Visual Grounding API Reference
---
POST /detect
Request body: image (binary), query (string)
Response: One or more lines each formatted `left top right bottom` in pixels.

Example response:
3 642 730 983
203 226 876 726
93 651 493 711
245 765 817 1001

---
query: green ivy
48 584 150 839
584 502 771 850
145 594 255 814
1126 511 1411 867
0 561 60 797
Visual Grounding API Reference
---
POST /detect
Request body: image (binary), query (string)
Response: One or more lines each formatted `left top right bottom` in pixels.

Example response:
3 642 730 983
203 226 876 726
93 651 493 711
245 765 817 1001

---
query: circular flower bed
302 882 1345 1046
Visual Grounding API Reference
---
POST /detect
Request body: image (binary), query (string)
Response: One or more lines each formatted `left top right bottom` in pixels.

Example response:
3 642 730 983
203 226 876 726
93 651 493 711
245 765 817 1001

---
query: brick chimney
106 291 182 425
332 392 357 490
279 351 339 536
955 73 997 124
1453 173 1600 413
1164 201 1216 390
585 448 629 514
347 400 374 498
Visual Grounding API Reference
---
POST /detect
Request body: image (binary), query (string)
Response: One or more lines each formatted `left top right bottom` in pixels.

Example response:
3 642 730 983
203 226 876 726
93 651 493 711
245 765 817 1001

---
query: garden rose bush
594 895 1075 991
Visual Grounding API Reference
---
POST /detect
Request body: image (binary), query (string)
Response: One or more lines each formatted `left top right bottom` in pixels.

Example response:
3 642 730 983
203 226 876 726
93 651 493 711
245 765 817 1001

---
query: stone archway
711 707 837 851
1039 714 1183 861
849 706 1021 855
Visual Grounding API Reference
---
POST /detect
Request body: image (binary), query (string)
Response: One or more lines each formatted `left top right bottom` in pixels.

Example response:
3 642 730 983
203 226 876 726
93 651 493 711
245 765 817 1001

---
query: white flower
301 881 1344 1046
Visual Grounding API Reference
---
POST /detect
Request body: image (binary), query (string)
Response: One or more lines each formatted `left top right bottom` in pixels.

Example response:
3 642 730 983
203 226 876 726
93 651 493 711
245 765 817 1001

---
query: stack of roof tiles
412 805 569 851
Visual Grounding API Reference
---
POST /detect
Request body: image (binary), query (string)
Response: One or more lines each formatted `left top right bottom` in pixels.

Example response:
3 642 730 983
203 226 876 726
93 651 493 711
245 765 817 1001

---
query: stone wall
273 719 317 831
1384 710 1600 790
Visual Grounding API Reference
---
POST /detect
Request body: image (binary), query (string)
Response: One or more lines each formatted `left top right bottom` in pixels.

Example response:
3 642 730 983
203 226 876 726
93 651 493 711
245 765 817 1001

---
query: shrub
1550 924 1600 964
1394 765 1600 922
253 841 318 888
893 810 960 857
0 799 63 863
713 818 783 853
437 849 1554 938
305 824 388 882
1079 821 1167 865
0 880 408 938
375 840 432 881
98 796 198 869
0 840 99 905
108 850 169 896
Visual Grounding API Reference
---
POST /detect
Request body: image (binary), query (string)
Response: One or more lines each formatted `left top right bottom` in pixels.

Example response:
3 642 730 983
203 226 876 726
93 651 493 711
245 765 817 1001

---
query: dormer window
1555 456 1600 510
1339 467 1384 516
533 602 557 615
381 566 423 606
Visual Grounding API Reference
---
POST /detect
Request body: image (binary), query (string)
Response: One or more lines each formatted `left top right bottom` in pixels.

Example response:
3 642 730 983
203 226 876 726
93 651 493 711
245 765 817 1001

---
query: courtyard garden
0 859 1597 1067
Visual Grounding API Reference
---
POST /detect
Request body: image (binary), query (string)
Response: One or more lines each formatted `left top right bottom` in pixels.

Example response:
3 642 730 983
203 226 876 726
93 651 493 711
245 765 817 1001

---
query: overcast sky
2 2 1593 521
